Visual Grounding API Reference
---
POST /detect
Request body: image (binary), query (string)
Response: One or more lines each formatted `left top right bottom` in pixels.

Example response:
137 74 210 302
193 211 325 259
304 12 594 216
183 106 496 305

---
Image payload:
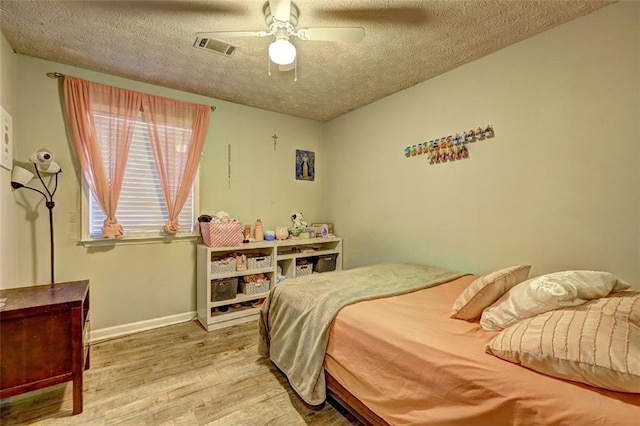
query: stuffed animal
291 212 308 230
215 211 231 223
275 226 289 240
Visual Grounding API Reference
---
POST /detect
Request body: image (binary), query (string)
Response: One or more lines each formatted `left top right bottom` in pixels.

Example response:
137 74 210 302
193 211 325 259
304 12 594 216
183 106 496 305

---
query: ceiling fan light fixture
269 38 296 65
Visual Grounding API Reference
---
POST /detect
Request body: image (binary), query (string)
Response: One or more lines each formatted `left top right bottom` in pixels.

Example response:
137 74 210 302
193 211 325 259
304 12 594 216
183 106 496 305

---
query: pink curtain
141 96 210 234
63 77 142 238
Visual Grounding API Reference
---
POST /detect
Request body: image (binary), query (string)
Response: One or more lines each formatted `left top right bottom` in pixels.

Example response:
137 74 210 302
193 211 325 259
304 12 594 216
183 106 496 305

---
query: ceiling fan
195 0 365 72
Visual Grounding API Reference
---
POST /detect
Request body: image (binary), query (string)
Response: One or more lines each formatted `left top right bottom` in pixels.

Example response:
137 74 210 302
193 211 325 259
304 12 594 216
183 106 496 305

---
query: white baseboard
90 311 197 343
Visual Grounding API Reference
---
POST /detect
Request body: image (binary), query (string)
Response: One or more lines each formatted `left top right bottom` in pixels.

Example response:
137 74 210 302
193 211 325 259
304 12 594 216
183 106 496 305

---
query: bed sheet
324 275 640 425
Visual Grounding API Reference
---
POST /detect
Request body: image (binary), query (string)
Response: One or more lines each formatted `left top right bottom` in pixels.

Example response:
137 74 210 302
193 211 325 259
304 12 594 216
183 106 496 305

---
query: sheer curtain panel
63 77 142 238
141 96 210 234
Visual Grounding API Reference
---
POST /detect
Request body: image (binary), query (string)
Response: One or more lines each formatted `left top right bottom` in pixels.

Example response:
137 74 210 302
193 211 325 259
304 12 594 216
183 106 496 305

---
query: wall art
403 124 494 166
295 149 315 181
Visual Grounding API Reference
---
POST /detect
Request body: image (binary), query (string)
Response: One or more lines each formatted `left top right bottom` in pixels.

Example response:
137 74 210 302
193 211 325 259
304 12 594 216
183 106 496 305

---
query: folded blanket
258 262 466 405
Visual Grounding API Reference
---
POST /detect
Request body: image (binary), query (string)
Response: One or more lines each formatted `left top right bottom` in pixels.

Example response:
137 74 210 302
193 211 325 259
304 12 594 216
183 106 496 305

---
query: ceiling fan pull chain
294 59 297 83
268 56 272 77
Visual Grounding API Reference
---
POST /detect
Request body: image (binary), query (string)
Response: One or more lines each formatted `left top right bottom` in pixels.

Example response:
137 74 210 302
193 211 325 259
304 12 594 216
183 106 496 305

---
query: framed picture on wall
295 149 315 181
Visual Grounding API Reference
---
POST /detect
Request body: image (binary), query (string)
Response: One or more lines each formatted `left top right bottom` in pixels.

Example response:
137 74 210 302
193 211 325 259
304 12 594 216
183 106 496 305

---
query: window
85 111 196 240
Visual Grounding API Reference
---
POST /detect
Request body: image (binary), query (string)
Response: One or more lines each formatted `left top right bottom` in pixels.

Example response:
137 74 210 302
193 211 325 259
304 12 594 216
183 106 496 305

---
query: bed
259 263 640 425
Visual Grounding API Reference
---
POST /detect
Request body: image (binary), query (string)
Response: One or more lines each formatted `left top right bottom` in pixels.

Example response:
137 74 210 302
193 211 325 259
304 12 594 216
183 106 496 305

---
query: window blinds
88 112 194 238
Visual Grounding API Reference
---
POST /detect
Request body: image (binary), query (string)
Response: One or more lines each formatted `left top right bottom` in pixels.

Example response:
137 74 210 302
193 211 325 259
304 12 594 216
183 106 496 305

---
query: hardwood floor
0 320 360 425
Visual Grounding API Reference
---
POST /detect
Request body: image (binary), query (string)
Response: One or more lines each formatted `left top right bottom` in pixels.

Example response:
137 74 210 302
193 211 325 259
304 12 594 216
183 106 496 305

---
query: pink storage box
201 221 243 247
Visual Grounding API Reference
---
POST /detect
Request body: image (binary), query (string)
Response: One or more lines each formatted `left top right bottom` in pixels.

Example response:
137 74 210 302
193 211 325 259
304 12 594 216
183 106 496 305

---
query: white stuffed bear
214 211 231 223
291 212 308 230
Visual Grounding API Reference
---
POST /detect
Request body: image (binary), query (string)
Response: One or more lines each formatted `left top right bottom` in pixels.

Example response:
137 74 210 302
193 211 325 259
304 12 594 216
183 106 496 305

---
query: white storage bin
296 264 313 276
248 255 271 269
240 280 270 296
211 257 236 274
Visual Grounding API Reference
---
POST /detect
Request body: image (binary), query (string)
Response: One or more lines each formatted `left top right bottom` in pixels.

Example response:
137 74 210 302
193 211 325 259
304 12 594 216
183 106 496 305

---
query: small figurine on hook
451 146 460 160
466 129 476 141
460 145 469 158
484 124 494 138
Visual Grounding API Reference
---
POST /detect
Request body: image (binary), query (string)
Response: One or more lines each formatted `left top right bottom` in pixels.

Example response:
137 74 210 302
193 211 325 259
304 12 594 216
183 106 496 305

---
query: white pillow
480 270 631 331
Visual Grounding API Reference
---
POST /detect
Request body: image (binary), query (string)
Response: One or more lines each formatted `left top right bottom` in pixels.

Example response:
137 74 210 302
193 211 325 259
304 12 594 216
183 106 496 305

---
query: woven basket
211 257 237 274
296 264 313 276
248 256 271 269
241 280 270 296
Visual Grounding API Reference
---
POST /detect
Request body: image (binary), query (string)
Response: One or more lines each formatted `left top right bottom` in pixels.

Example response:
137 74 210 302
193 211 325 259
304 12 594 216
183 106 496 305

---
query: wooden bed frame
326 371 388 426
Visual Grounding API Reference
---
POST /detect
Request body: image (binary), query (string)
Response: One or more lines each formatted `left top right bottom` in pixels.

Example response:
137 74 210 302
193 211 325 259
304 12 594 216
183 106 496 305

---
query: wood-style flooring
0 320 360 425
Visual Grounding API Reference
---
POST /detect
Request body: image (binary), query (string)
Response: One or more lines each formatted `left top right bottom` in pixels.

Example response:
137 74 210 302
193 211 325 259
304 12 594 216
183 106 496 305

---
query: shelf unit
197 237 342 331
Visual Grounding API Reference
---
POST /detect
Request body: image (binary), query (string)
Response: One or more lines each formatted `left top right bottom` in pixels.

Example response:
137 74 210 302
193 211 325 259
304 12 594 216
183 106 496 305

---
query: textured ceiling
0 1 613 121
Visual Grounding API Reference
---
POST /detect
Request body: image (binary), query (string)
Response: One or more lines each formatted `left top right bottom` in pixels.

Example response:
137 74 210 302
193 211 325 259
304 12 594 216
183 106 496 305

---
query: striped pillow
486 292 640 393
451 265 531 320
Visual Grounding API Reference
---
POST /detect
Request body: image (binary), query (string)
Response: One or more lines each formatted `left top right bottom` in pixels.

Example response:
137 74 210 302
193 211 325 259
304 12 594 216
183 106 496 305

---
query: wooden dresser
0 280 90 414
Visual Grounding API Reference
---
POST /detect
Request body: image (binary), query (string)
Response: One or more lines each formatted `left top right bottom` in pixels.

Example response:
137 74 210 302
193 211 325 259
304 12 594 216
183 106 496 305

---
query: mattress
324 275 640 425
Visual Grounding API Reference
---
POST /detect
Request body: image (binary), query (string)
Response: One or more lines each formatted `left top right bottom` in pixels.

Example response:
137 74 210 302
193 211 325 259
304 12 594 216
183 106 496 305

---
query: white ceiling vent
193 37 237 58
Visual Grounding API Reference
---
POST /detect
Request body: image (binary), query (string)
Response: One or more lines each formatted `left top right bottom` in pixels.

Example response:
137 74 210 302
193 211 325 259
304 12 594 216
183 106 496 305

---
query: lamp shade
268 38 296 65
11 165 35 188
29 148 61 173
40 160 61 173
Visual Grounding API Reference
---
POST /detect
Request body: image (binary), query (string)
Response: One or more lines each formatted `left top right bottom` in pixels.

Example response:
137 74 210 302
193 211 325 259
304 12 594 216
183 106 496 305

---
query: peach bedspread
324 275 640 425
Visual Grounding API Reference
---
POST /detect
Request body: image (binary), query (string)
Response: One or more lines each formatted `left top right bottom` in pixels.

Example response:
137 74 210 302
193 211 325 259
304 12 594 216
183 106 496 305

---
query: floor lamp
10 148 62 284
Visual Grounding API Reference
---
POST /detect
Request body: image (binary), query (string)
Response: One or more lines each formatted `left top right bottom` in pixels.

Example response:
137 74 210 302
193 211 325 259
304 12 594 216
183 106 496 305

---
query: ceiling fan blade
316 7 428 25
196 30 270 39
297 27 365 43
269 0 291 22
122 1 248 16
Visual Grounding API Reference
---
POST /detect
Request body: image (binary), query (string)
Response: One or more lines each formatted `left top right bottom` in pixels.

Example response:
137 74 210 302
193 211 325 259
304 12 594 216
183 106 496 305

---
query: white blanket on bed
258 263 466 405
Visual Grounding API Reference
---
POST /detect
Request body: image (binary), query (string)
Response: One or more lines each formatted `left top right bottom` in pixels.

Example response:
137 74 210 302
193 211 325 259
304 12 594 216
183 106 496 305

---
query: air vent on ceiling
193 37 237 58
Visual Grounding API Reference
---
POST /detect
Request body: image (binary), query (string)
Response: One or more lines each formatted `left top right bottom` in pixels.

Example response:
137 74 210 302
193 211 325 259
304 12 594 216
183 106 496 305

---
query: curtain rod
46 72 217 111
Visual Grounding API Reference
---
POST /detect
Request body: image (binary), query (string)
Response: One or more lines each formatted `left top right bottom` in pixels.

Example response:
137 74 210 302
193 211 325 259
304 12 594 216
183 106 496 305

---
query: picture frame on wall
295 149 315 181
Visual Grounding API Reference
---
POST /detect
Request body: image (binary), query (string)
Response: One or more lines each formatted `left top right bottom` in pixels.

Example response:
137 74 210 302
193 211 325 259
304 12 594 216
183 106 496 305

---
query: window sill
80 234 199 248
